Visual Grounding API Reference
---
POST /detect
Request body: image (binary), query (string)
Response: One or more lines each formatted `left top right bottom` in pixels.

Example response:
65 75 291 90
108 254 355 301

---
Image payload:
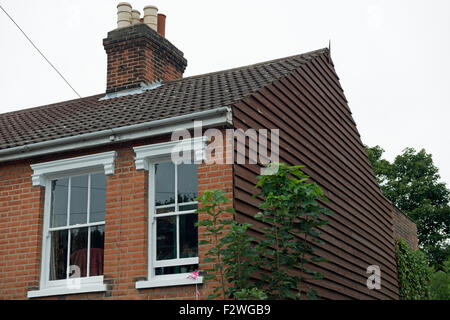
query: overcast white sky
0 0 449 185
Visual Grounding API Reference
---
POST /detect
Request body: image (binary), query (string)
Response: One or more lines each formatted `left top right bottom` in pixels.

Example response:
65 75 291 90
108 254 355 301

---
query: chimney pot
131 10 141 25
143 5 158 31
117 2 132 28
157 14 166 38
105 3 187 93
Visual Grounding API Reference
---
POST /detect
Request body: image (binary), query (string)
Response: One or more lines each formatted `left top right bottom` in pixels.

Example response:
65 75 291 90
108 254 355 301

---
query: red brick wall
392 208 418 250
0 160 44 299
104 24 187 94
196 162 234 299
0 135 233 300
105 43 184 93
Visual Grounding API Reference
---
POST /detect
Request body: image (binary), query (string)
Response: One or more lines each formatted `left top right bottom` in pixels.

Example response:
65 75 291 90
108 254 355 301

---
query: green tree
195 189 266 300
254 163 331 299
195 189 235 299
365 145 391 186
220 221 265 299
196 164 331 300
365 146 450 268
380 148 449 212
429 257 450 300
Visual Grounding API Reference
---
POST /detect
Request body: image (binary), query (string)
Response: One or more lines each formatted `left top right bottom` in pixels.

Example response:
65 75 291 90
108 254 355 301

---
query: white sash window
134 138 205 289
28 152 116 298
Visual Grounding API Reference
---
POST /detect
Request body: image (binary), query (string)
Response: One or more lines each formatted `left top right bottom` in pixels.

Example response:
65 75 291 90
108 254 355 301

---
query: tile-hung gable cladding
231 52 402 299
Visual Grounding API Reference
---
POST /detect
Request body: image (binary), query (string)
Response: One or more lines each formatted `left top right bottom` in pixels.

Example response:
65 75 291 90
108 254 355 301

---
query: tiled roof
0 48 328 151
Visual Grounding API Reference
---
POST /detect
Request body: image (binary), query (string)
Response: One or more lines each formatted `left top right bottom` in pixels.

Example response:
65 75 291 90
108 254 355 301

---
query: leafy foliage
365 145 450 269
220 222 261 299
195 189 235 300
425 243 450 272
195 189 263 300
196 164 331 300
379 148 449 212
253 163 331 299
365 145 392 186
429 257 450 300
395 239 431 300
233 288 268 300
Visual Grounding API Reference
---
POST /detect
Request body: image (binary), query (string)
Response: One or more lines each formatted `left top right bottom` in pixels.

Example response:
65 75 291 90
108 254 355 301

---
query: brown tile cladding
231 53 401 299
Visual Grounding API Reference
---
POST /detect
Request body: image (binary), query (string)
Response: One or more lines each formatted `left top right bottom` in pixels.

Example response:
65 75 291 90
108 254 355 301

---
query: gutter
0 107 233 163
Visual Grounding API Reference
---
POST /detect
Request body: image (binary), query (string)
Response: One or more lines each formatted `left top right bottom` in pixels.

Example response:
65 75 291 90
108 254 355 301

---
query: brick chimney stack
103 2 187 94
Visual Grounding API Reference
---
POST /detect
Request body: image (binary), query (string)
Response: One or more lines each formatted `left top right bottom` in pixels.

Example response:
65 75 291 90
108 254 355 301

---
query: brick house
0 3 417 300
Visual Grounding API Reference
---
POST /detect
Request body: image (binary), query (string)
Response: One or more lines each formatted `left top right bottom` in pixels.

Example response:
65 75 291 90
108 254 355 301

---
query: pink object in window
187 270 199 280
70 248 104 277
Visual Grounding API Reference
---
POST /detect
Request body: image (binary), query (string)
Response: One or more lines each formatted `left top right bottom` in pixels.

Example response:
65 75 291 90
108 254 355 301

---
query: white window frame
134 138 206 289
27 151 116 298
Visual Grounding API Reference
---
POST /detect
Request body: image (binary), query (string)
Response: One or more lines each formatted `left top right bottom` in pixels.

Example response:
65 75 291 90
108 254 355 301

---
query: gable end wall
231 52 401 300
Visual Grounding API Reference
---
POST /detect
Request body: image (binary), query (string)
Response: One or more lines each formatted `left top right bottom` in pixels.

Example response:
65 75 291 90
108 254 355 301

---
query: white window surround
27 278 107 299
135 273 202 289
27 151 116 299
134 138 205 289
134 136 207 171
31 151 117 187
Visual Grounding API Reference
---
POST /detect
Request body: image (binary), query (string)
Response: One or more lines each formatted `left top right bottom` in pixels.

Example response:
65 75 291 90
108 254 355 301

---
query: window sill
136 274 203 289
27 283 107 299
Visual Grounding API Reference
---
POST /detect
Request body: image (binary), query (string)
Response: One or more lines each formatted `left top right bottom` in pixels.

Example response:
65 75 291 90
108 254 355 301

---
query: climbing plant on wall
395 238 431 300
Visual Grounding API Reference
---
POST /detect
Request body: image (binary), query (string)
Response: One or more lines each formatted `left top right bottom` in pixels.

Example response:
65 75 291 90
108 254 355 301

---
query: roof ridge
165 48 329 84
0 48 329 118
0 46 331 150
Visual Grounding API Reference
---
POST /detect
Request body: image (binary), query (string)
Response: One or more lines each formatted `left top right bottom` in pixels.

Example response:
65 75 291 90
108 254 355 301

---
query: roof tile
0 48 328 151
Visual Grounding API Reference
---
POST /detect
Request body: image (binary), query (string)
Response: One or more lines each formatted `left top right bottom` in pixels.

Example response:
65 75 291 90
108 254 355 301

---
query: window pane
50 179 69 228
179 204 198 212
156 206 175 215
180 214 198 258
70 176 88 225
90 173 106 223
69 228 88 278
90 225 105 277
156 216 176 261
49 230 68 280
178 164 198 204
155 264 198 276
155 163 175 206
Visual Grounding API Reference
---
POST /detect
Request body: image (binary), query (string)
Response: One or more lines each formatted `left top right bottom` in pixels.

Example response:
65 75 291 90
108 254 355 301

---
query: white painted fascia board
30 151 117 187
0 107 232 163
134 136 207 171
